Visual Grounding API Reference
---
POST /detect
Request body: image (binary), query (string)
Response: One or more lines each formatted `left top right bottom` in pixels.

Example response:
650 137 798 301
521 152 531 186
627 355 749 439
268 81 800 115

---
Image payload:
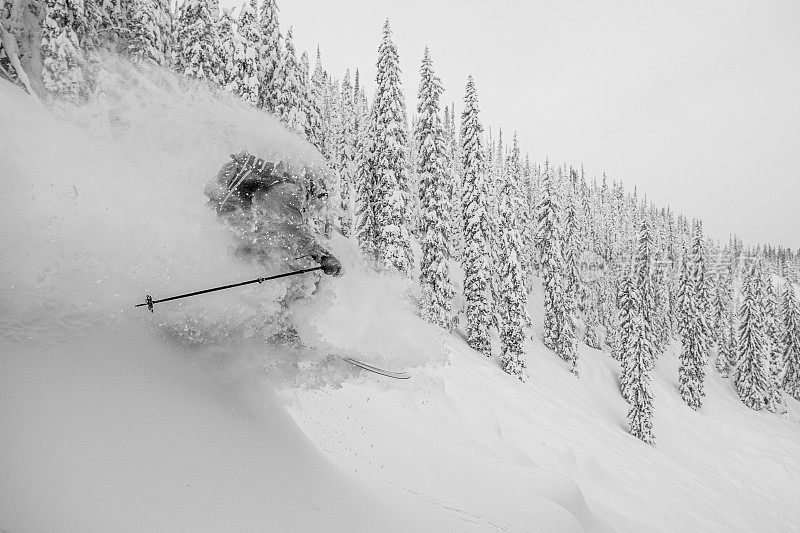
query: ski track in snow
2 62 800 531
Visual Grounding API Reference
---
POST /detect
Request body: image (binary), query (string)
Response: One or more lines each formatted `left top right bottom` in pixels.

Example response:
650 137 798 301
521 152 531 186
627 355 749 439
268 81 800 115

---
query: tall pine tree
257 0 280 110
636 219 660 369
618 265 655 444
506 132 532 328
536 159 562 351
497 136 528 379
307 47 327 152
214 8 239 92
174 0 217 81
302 47 323 151
781 282 800 400
734 261 771 411
460 75 492 357
371 20 413 272
337 68 356 236
678 226 711 410
354 95 378 262
274 27 307 134
762 274 783 412
41 0 87 101
556 198 580 373
128 0 163 65
235 0 259 105
415 48 454 329
713 266 736 377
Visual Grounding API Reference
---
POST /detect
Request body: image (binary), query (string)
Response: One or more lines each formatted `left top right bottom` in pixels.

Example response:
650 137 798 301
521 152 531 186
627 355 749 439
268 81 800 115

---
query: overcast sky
222 0 800 249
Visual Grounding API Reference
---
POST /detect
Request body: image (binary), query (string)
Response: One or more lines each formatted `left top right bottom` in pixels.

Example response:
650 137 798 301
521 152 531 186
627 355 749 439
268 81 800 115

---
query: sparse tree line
3 0 800 445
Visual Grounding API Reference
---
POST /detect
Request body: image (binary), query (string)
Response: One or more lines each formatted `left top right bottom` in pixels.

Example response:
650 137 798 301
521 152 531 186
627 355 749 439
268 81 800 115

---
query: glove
320 255 343 277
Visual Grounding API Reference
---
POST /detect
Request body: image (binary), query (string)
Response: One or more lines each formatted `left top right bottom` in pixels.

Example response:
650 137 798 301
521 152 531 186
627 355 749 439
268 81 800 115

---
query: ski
339 356 410 380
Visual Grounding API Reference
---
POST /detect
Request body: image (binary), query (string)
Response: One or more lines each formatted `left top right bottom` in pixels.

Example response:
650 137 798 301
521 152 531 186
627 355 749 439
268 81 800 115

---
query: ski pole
135 266 323 312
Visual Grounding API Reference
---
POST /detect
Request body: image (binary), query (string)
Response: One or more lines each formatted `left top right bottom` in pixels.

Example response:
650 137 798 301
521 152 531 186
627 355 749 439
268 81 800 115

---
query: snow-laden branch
0 23 38 99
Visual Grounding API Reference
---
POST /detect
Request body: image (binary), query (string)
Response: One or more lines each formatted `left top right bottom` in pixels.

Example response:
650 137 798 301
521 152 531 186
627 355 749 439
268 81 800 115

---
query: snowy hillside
2 64 799 531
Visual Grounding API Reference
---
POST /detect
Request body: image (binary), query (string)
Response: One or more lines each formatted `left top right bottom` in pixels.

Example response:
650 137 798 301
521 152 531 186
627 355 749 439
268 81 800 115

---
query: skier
205 150 343 279
195 151 411 378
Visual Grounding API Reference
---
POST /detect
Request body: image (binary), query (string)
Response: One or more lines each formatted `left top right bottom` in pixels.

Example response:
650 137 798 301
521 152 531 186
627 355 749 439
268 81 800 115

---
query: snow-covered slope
1 61 799 532
290 319 800 531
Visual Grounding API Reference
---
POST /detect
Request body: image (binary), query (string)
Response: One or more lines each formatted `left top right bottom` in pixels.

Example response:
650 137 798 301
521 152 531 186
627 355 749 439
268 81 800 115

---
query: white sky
222 0 800 249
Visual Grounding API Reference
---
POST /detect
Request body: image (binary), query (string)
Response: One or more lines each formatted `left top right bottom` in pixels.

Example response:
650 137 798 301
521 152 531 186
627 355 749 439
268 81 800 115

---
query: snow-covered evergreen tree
322 71 338 164
711 262 730 342
370 20 413 272
41 0 87 101
528 159 544 274
556 198 580 373
713 266 735 377
128 0 163 65
214 8 239 92
781 282 800 400
505 132 532 329
306 47 327 152
415 48 442 238
0 22 22 86
618 266 655 443
496 139 528 378
155 0 172 63
485 129 503 334
354 100 378 262
635 219 660 369
82 0 127 53
353 69 366 139
652 263 671 352
415 48 454 329
336 68 356 236
174 0 217 81
677 226 711 410
273 27 306 134
618 268 639 401
620 221 659 402
234 0 259 105
583 288 603 350
0 0 37 91
171 0 185 65
460 76 492 357
627 337 656 444
257 0 280 111
316 76 338 236
407 113 422 235
77 0 101 49
762 274 783 411
734 262 771 411
303 47 324 152
443 103 464 262
536 159 562 351
299 50 314 135
512 143 533 289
